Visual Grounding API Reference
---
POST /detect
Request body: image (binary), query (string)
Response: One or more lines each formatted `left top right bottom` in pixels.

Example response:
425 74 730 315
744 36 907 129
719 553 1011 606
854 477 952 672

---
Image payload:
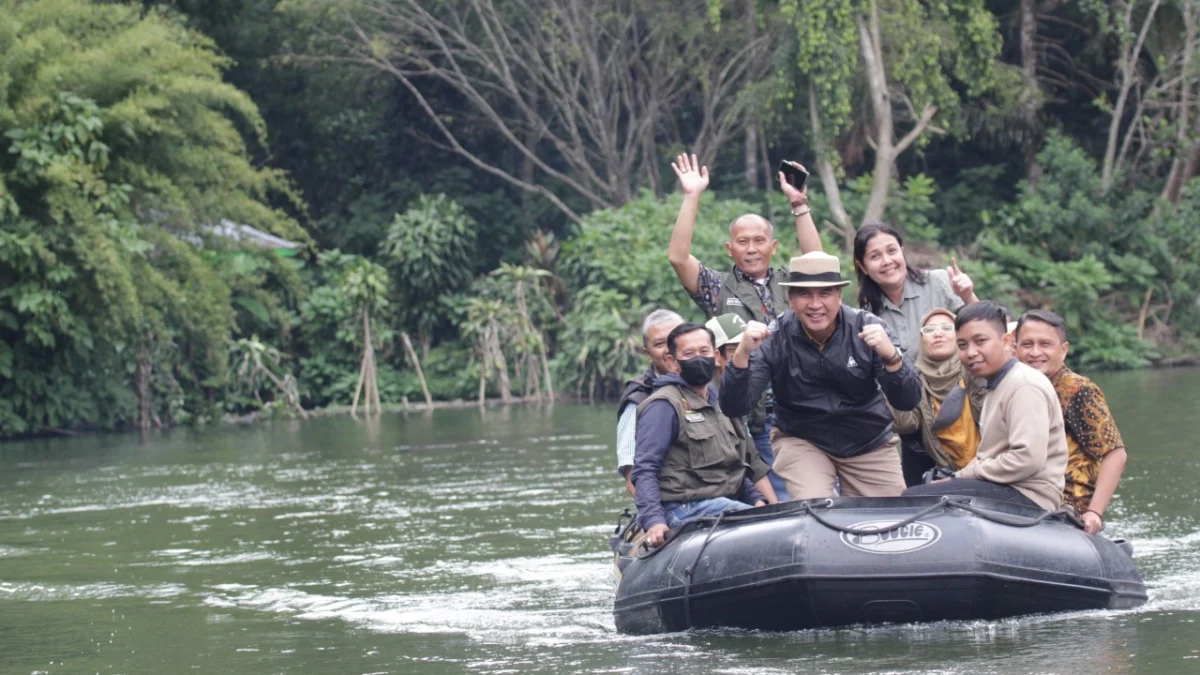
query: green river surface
1 368 1199 674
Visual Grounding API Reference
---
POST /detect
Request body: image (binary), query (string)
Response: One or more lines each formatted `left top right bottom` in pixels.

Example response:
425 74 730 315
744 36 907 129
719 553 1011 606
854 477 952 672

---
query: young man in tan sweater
903 302 1068 511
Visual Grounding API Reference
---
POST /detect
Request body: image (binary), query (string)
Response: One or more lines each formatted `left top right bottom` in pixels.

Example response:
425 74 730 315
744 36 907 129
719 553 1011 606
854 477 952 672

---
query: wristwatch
791 204 810 217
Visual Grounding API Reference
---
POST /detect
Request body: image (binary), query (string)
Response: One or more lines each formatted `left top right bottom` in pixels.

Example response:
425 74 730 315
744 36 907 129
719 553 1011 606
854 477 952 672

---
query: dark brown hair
853 223 928 314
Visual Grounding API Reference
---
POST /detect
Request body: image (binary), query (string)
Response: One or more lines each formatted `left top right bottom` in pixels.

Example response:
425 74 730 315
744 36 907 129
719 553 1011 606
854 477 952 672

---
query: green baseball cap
706 313 748 349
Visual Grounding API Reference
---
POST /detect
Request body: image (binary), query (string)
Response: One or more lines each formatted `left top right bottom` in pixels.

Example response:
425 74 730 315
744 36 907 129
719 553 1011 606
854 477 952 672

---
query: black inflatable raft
612 496 1147 634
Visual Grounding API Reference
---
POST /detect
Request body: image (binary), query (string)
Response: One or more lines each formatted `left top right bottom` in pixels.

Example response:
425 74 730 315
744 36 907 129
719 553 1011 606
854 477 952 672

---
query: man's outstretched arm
778 161 823 254
667 153 709 296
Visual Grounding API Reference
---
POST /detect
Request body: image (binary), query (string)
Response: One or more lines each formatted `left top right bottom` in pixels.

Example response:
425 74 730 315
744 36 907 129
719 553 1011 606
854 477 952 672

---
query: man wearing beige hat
667 154 821 500
720 252 920 499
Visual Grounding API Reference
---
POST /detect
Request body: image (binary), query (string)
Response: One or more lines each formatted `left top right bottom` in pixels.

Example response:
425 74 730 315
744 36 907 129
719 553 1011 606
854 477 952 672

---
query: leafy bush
967 131 1200 369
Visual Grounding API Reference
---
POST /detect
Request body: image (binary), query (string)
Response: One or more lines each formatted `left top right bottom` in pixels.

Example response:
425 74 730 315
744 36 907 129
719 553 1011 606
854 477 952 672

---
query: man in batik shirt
1015 310 1129 534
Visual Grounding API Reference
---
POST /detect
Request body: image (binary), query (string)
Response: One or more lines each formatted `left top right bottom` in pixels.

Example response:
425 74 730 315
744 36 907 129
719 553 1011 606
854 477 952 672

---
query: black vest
616 368 655 419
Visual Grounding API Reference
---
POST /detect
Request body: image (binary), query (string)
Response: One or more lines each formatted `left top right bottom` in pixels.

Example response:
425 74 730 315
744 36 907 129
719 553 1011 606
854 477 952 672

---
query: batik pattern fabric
1050 368 1125 514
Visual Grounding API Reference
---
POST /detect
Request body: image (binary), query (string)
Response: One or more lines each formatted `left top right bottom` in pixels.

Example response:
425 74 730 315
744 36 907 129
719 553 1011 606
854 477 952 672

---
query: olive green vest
717 266 790 325
718 266 788 433
637 384 750 503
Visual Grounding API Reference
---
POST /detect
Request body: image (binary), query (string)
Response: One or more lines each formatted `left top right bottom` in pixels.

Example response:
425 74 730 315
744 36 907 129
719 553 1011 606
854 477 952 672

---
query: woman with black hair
853 223 979 486
853 224 979 354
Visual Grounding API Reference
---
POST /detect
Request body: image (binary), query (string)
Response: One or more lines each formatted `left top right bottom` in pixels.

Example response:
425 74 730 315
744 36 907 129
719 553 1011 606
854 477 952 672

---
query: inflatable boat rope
647 496 1084 631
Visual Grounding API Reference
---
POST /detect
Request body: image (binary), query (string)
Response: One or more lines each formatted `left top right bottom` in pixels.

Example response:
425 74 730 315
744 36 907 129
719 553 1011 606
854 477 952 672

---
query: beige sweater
957 360 1067 510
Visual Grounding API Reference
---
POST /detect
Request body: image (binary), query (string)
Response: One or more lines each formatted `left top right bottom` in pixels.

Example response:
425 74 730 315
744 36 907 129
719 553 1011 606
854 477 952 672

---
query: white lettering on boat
839 520 942 554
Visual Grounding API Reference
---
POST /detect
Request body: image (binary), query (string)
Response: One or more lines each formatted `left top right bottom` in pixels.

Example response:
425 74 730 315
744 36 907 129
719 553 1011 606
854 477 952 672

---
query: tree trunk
858 3 895 226
1137 287 1154 341
351 345 368 418
351 308 378 418
496 350 512 405
808 82 854 251
1180 141 1200 198
418 325 430 360
1019 0 1042 185
478 357 487 409
136 330 153 431
260 366 309 419
538 335 555 402
1164 1 1198 202
371 350 382 417
758 124 771 193
520 123 538 211
745 123 760 190
137 360 152 431
400 331 433 408
856 0 938 226
1101 0 1161 191
743 0 762 190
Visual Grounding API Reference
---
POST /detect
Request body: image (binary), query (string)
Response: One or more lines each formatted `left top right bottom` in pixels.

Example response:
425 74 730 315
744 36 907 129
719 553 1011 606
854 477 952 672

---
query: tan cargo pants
771 427 906 499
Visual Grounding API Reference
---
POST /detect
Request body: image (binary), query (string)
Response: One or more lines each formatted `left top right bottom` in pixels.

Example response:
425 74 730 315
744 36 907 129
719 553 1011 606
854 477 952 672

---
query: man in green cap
707 313 780 505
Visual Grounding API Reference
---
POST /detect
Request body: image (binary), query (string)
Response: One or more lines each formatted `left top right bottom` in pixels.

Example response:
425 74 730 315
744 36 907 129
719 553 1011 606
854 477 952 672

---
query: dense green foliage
0 0 304 435
3 0 1200 437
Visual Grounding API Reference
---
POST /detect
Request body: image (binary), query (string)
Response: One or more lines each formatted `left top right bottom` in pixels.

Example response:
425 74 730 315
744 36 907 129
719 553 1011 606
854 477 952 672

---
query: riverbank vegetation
3 0 1200 436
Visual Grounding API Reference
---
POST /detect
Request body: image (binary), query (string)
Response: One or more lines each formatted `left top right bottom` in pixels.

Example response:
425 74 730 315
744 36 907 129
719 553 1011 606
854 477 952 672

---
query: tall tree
1098 0 1164 190
782 0 1015 244
299 0 772 222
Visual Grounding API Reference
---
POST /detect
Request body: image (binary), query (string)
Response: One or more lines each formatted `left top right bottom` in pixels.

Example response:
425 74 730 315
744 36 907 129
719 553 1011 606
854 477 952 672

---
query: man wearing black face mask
632 322 767 547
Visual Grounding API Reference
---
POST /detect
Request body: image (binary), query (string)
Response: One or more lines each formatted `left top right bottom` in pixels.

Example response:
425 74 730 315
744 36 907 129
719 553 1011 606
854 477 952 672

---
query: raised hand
859 323 900 363
946 257 976 304
671 153 709 197
778 160 809 207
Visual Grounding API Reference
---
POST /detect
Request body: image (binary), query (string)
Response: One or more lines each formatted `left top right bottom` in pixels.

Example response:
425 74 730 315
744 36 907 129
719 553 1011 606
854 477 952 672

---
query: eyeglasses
920 324 955 335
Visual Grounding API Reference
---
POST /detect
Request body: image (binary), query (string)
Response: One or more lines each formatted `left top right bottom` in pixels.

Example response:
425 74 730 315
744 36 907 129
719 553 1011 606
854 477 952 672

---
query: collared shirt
615 367 661 474
876 269 964 356
692 264 781 324
615 404 637 475
1049 367 1126 512
986 357 1017 389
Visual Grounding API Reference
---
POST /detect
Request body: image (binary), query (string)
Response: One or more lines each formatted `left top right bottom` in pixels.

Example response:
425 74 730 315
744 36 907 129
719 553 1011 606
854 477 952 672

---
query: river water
1 368 1198 674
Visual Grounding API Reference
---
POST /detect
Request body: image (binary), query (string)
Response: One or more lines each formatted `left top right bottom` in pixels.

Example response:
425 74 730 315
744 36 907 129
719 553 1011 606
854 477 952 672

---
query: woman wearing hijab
890 308 987 473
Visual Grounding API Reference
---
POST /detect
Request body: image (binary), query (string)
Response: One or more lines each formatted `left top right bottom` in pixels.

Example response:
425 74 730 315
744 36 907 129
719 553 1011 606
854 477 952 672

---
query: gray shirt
877 269 964 356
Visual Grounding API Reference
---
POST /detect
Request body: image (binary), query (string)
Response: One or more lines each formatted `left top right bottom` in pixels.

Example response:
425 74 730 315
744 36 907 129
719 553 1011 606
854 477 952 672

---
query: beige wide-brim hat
777 251 851 288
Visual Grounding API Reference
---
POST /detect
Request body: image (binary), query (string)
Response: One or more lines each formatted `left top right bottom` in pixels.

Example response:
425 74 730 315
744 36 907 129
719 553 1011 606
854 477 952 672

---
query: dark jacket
616 367 655 419
720 306 921 458
632 374 764 530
